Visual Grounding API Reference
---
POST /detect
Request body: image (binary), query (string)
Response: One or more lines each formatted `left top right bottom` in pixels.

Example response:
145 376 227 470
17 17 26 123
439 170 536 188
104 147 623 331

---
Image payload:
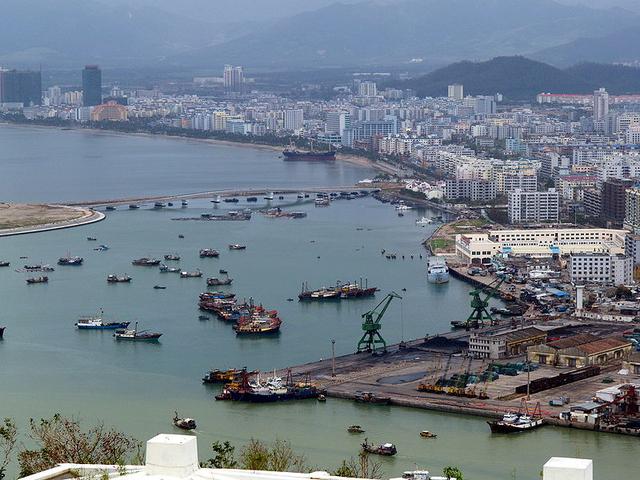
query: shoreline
0 121 396 175
0 206 105 237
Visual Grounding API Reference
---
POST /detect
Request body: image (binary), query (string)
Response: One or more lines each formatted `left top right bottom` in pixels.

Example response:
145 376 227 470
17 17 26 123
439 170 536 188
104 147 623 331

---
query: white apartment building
448 83 464 100
508 188 560 224
598 153 640 182
444 179 497 201
570 253 633 285
325 111 350 136
283 109 304 131
627 125 640 144
456 227 627 264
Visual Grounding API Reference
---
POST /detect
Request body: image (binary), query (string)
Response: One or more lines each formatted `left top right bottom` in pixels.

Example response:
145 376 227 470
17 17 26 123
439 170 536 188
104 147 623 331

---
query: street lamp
331 339 336 378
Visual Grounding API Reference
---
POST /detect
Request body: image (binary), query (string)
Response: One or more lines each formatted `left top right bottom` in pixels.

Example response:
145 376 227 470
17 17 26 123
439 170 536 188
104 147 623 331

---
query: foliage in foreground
18 414 142 477
0 418 18 480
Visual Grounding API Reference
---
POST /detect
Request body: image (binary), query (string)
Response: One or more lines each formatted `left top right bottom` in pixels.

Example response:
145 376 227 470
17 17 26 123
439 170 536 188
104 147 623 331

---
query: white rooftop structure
543 457 593 480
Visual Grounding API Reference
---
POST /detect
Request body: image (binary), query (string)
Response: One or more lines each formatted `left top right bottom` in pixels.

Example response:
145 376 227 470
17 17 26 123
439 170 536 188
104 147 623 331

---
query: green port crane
357 291 402 353
464 276 505 329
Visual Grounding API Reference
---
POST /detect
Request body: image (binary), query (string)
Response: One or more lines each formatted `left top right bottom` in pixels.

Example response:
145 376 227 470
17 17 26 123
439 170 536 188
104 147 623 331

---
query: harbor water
0 125 638 479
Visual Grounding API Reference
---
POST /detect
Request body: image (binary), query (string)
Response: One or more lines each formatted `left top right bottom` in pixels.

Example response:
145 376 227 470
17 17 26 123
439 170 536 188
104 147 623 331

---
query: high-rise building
602 179 634 227
283 109 304 131
358 81 377 97
593 87 609 122
82 65 102 106
223 65 244 94
474 96 496 115
447 84 463 100
0 69 42 106
325 111 350 136
508 188 560 224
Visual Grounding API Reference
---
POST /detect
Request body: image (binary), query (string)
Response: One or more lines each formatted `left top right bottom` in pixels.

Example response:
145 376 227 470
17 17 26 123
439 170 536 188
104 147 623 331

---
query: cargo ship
215 370 321 402
282 140 336 162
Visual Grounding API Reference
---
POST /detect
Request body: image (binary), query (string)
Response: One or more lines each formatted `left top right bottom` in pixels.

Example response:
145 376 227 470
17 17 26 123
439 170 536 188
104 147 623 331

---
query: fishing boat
361 439 397 456
246 197 258 202
153 202 165 208
58 255 83 266
224 198 239 203
180 270 202 278
487 402 544 433
26 276 48 284
354 391 390 405
164 254 181 261
76 312 130 330
153 285 167 290
159 264 181 273
107 274 132 283
264 192 274 201
219 269 228 275
212 195 222 204
233 316 282 335
172 412 196 430
314 197 330 207
427 257 449 284
132 257 161 266
0 261 10 267
207 277 233 286
199 248 219 258
113 322 162 341
128 204 140 209
416 217 432 226
347 425 365 434
105 206 116 211
24 264 42 271
202 368 258 384
419 430 437 438
228 244 246 250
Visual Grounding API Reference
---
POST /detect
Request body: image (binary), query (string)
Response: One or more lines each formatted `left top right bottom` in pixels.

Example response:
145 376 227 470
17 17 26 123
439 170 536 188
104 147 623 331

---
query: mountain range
0 0 639 69
398 56 640 100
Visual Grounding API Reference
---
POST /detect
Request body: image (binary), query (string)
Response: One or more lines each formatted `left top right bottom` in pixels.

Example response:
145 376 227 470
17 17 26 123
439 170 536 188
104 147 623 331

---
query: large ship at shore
427 257 449 284
282 140 336 161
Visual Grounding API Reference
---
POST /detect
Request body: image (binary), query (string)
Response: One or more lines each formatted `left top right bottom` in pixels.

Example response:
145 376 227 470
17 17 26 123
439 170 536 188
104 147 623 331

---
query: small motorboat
128 204 140 209
228 244 246 250
297 192 304 199
178 234 185 239
347 425 365 434
105 206 116 211
159 264 181 273
416 217 432 225
212 195 222 204
219 269 228 274
181 200 188 207
164 254 181 261
153 202 165 209
26 276 48 284
264 192 274 201
153 285 167 290
361 439 397 456
317 394 326 402
0 261 9 267
419 430 437 438
173 412 196 431
246 197 258 202
167 202 174 207
87 237 97 241
198 315 209 321
207 277 233 286
94 245 109 251
107 274 132 283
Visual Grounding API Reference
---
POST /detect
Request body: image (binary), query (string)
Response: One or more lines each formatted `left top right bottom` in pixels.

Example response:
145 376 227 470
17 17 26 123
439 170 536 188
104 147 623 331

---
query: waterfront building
0 69 42 106
284 109 304 131
508 188 560 224
456 227 627 264
447 83 463 100
569 253 633 285
90 101 128 122
528 336 632 368
469 326 546 360
82 65 102 107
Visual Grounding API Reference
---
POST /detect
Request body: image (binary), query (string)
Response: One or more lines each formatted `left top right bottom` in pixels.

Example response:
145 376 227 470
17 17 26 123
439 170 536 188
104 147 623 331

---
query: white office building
325 111 350 136
508 188 560 224
283 109 304 131
570 253 633 285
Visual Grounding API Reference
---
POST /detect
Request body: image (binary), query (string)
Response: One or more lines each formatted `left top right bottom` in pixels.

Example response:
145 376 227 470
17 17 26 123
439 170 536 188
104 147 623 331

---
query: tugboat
180 269 202 278
164 254 181 261
107 274 132 283
361 439 397 456
172 412 196 431
207 277 233 286
58 255 83 266
132 257 161 266
228 244 246 250
487 402 544 434
26 276 48 284
113 322 162 341
76 311 130 330
347 425 365 434
199 248 219 258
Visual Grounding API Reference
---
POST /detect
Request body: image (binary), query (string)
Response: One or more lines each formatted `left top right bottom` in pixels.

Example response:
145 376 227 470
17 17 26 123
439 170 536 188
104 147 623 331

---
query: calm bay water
0 125 638 479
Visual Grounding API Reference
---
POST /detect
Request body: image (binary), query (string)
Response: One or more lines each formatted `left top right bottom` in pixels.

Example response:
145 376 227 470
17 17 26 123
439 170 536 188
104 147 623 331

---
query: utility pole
331 339 336 378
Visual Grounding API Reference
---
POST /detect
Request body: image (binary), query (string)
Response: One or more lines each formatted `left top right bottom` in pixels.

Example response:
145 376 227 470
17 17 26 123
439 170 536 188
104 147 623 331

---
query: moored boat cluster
198 293 282 335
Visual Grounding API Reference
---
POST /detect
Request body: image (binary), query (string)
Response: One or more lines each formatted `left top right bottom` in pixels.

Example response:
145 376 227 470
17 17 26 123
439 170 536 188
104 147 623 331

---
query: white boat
297 192 304 199
394 471 450 480
264 192 274 201
416 217 432 225
212 195 221 204
427 257 449 284
395 202 412 211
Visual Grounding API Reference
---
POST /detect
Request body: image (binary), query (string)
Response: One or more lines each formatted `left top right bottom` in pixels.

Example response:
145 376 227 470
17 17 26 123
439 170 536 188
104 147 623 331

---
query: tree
18 414 141 477
443 465 464 480
332 452 382 479
238 439 307 472
201 441 238 469
0 418 18 480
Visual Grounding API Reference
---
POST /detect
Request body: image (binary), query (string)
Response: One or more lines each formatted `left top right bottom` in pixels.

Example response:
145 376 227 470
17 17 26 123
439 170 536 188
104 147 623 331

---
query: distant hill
533 27 640 67
399 57 640 100
173 0 639 68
